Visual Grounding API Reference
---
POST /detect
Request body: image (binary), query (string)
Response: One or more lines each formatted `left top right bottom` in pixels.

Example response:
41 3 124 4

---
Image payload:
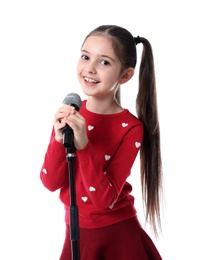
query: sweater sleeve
40 127 68 192
76 124 143 210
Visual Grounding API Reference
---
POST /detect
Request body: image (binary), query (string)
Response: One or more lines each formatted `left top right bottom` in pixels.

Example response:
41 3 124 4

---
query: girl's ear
119 67 135 84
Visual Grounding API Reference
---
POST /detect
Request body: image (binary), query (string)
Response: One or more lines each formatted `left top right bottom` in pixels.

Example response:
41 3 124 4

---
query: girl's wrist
54 134 63 143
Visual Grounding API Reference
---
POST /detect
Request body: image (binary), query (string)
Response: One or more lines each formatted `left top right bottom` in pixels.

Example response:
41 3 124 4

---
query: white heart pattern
82 197 88 202
135 142 141 148
105 155 111 161
122 122 128 127
42 168 47 174
89 186 96 192
88 125 94 131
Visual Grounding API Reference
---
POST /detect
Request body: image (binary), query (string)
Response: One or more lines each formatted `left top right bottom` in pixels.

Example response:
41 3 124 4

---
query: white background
0 1 210 259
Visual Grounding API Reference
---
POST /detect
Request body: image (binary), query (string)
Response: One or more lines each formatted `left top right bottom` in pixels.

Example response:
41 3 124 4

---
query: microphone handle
62 125 75 151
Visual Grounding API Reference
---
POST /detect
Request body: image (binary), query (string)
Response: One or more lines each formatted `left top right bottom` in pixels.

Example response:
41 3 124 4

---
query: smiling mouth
84 76 98 83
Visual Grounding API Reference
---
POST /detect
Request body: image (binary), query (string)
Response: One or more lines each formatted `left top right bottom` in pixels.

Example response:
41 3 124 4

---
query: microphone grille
62 93 82 111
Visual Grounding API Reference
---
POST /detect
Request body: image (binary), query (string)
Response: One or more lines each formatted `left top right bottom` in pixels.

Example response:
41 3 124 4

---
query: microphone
62 93 82 111
62 93 82 149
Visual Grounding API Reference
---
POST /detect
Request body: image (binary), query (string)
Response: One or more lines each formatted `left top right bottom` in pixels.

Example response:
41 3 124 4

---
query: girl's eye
101 60 110 66
81 55 89 60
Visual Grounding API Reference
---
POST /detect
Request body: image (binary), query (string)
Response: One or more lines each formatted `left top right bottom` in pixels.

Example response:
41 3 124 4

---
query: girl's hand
53 104 88 150
53 104 71 143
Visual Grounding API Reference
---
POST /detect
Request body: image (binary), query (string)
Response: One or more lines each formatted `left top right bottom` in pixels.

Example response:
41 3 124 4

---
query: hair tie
134 36 141 45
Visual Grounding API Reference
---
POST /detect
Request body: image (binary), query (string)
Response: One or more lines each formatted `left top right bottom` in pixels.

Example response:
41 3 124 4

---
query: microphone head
62 93 82 111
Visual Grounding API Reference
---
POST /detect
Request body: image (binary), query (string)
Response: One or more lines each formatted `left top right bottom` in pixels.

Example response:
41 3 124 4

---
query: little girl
40 24 163 259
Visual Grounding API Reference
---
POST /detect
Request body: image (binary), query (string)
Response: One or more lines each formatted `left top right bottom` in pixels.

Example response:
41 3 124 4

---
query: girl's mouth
84 76 98 83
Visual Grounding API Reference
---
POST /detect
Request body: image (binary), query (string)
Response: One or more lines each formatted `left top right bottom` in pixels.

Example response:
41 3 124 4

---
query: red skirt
59 216 162 260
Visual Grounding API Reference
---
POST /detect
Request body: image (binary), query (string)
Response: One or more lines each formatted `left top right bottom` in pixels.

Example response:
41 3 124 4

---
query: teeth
84 77 97 83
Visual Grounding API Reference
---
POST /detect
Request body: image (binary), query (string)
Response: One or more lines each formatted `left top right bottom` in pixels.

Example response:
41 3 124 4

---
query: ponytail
136 37 162 237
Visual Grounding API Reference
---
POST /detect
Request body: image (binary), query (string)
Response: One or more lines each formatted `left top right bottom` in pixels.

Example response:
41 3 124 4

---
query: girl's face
77 35 123 99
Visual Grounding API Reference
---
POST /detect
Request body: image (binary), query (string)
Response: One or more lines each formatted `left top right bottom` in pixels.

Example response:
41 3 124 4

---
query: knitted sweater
40 100 144 228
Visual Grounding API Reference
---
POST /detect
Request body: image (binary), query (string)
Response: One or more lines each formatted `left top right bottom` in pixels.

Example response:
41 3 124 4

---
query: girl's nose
86 61 97 74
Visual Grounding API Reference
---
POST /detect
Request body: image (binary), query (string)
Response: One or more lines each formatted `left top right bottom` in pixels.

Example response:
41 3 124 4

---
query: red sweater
40 100 144 228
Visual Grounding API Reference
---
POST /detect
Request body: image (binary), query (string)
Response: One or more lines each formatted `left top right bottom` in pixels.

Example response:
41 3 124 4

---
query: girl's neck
86 97 123 114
